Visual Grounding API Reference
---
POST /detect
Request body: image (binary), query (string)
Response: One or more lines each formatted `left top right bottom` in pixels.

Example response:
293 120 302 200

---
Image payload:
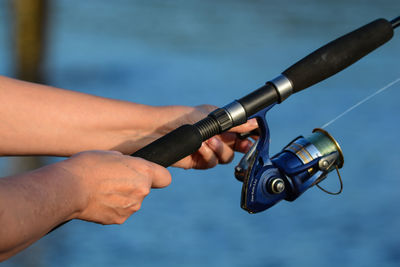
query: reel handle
283 18 394 93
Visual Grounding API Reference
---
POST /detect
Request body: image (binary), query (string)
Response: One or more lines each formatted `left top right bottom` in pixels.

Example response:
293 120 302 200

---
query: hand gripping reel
234 105 344 213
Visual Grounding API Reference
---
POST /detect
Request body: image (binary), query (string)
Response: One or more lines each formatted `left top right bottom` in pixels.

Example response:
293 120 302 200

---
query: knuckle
136 160 155 178
131 157 171 187
210 162 218 168
137 186 150 196
223 153 235 164
205 159 218 169
121 199 134 209
72 151 92 161
113 216 127 225
130 203 142 213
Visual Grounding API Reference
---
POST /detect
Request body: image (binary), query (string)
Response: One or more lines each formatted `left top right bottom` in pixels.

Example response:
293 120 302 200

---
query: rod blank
392 16 400 29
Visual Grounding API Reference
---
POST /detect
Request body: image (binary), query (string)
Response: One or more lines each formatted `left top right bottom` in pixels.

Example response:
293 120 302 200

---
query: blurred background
1 0 400 266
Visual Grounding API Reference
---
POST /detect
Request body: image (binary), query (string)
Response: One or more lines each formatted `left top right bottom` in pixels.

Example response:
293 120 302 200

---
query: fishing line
321 77 400 128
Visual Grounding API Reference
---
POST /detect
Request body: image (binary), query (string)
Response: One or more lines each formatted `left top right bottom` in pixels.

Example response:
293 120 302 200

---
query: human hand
171 105 259 169
60 150 171 225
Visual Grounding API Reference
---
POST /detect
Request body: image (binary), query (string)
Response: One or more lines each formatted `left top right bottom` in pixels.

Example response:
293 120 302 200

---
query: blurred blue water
1 0 400 266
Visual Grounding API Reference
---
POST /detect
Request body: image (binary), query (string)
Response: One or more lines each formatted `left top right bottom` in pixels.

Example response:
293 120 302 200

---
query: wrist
36 161 87 221
148 105 216 134
112 104 215 154
151 105 197 133
116 105 197 154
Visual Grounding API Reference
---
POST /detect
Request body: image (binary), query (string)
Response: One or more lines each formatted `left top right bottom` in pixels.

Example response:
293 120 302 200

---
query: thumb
149 162 172 188
128 157 172 189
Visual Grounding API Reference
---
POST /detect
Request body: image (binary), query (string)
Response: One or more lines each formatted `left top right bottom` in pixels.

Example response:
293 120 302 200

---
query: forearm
0 165 82 261
0 75 194 156
0 150 172 261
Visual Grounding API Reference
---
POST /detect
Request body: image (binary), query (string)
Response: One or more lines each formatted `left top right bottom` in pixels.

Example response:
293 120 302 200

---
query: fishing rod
133 17 399 213
47 16 399 236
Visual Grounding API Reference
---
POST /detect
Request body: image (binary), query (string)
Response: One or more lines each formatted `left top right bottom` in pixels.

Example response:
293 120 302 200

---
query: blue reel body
235 105 344 213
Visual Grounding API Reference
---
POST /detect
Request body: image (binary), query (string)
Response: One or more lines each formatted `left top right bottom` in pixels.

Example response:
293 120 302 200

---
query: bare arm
0 151 171 261
0 76 258 261
0 75 192 156
0 75 258 168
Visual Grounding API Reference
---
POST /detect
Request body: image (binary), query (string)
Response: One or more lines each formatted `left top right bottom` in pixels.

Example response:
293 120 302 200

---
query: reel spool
235 107 344 213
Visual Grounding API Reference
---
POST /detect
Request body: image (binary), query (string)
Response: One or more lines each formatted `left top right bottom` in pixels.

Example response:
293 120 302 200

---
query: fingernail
248 118 258 127
207 137 221 149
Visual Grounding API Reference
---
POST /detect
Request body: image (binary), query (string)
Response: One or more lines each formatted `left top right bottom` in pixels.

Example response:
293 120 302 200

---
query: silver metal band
270 74 293 102
224 101 247 126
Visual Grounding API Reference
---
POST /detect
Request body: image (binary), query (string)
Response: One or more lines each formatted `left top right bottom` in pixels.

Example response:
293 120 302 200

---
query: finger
144 161 172 189
172 156 193 170
250 135 259 141
229 118 258 134
210 134 254 155
191 143 219 169
206 137 235 164
237 129 261 140
211 133 253 155
124 156 172 189
234 139 254 153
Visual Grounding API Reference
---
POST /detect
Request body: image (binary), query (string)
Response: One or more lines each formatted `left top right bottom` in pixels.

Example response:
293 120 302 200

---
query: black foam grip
283 18 394 93
132 124 203 167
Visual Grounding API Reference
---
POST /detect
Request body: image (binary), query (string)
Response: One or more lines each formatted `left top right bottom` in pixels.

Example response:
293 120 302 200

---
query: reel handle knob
268 178 285 194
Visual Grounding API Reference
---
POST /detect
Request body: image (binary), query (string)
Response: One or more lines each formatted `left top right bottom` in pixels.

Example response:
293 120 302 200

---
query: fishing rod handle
283 18 394 93
131 90 276 167
132 124 204 167
131 85 279 167
132 112 231 167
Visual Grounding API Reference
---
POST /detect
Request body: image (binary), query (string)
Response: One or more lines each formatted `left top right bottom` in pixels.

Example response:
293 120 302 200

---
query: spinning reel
235 105 344 213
